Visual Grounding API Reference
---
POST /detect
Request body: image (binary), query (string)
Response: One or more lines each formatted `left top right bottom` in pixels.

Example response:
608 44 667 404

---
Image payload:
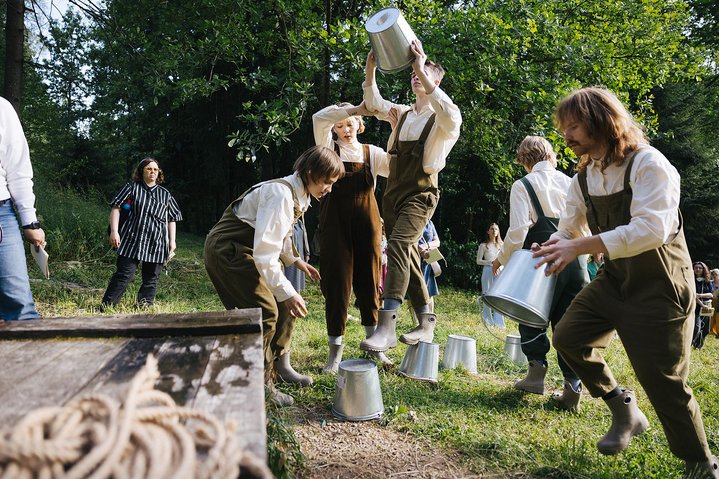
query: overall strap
519 177 546 218
389 110 412 154
416 113 437 148
362 144 370 165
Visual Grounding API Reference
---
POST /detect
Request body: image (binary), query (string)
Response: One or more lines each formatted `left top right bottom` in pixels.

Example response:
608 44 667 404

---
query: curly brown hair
131 157 165 184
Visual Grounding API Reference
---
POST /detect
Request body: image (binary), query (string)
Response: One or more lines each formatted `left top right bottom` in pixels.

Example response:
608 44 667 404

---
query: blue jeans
0 200 38 320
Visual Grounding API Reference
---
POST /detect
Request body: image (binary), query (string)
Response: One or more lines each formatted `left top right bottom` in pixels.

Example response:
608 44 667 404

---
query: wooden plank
0 309 261 340
0 339 127 426
0 340 75 399
191 333 267 461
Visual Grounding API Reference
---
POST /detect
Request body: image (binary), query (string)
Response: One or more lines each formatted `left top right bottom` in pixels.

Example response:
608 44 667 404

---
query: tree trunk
4 0 25 116
318 0 331 108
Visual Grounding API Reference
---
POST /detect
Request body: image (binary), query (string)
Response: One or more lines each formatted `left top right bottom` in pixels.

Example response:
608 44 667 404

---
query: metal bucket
365 8 418 74
398 341 439 384
483 249 557 328
332 359 384 421
503 334 527 366
442 334 477 374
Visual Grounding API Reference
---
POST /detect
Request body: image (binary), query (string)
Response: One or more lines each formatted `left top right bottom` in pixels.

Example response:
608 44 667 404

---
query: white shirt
0 97 38 225
233 173 311 302
497 161 580 265
312 105 390 184
476 242 502 266
555 145 681 260
362 82 462 174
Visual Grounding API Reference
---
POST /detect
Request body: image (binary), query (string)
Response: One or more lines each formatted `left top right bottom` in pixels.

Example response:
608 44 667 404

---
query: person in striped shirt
101 158 182 309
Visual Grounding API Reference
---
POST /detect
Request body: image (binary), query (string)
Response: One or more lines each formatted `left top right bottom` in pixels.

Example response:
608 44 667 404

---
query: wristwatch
22 222 41 230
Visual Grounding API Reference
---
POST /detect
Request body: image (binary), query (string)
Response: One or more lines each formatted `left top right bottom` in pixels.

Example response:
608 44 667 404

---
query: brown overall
204 179 302 383
320 144 382 336
382 111 438 306
553 153 712 461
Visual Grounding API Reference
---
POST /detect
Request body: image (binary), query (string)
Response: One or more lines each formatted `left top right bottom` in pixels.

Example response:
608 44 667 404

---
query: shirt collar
287 173 311 211
531 161 556 172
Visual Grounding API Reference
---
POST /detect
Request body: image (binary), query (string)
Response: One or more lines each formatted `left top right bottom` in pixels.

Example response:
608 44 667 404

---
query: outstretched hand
284 294 308 318
295 259 320 281
410 39 427 74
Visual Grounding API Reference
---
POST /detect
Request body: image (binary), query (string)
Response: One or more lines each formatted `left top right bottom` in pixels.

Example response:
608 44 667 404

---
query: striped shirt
111 181 182 263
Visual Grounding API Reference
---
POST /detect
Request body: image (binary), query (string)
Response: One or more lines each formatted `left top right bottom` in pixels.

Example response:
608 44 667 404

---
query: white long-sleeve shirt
0 97 38 226
496 161 582 265
312 105 390 183
476 242 501 266
362 81 462 174
554 145 681 260
232 173 310 302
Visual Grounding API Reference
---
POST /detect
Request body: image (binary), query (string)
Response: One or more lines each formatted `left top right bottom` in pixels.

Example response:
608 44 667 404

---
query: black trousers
102 255 163 306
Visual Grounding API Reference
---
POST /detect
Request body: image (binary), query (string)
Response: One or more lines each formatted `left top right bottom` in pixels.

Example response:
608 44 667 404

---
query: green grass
27 231 719 478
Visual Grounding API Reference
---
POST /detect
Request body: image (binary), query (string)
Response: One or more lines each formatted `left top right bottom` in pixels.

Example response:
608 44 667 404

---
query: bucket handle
476 296 546 346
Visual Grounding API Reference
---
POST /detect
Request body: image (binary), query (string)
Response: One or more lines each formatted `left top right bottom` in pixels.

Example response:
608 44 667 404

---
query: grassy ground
28 231 719 478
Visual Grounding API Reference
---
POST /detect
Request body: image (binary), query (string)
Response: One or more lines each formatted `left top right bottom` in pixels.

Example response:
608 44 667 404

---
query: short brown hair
554 87 647 172
293 145 343 187
425 60 445 82
132 157 165 184
516 136 557 169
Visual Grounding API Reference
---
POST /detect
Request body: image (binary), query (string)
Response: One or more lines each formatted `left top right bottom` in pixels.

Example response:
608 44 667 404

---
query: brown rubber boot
551 381 582 411
399 313 437 345
360 310 398 352
685 455 719 479
322 344 345 375
275 352 313 386
513 360 547 394
596 390 649 455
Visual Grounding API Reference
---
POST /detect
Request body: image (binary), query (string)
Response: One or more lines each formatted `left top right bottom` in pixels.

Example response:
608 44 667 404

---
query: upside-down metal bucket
442 335 477 374
503 334 528 366
398 341 439 384
365 8 418 73
484 250 557 328
332 359 384 421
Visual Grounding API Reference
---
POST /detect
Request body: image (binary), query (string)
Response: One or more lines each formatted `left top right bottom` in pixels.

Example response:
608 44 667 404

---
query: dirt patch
293 407 481 479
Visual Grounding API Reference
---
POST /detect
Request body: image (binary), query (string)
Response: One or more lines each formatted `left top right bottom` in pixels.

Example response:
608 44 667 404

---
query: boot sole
514 383 545 395
398 335 433 345
597 421 649 455
360 343 396 352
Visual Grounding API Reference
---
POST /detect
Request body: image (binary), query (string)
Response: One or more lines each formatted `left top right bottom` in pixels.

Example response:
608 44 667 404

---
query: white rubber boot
275 352 313 386
368 350 394 367
596 389 649 455
322 344 345 374
399 313 436 345
360 310 398 352
513 360 547 395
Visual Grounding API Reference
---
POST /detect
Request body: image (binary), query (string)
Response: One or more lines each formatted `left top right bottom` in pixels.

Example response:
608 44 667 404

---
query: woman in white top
313 102 391 373
476 223 505 328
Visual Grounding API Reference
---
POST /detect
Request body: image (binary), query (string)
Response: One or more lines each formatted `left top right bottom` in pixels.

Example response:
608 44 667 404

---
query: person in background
283 217 310 293
587 252 604 280
492 136 588 410
204 145 342 407
101 158 182 309
418 219 441 313
476 223 505 328
692 261 714 349
711 269 719 293
360 40 462 354
312 101 391 373
0 97 45 321
537 87 718 477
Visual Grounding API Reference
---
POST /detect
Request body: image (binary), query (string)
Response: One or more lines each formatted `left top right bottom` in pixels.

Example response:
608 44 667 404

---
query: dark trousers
102 255 163 306
692 308 710 349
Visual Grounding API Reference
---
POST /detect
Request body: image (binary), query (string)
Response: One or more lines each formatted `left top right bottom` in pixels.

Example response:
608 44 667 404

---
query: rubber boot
368 350 394 367
360 310 398 352
596 390 649 455
551 381 582 411
685 455 719 479
399 313 437 345
275 352 313 386
513 360 547 394
265 384 294 407
322 344 345 374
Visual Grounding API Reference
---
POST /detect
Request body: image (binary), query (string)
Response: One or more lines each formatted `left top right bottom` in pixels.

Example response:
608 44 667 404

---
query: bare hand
532 238 579 276
24 228 46 251
355 101 372 117
109 231 121 249
491 259 502 275
410 39 427 74
366 50 376 72
386 107 399 129
295 259 320 281
284 294 308 318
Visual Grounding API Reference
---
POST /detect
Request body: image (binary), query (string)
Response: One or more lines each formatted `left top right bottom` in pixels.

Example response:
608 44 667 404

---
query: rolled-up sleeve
497 181 533 265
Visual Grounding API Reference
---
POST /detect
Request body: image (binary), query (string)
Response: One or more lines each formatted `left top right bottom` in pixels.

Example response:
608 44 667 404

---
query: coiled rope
0 354 272 479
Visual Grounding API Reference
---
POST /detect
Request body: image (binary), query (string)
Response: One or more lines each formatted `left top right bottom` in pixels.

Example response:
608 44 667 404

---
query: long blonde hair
484 223 503 247
554 87 647 172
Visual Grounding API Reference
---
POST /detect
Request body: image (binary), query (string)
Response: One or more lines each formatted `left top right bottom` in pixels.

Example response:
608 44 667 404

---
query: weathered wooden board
0 309 267 460
0 309 262 340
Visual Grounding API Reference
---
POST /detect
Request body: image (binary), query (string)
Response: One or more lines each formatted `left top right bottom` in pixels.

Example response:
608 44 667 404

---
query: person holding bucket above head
490 136 589 410
477 223 505 329
312 101 392 373
360 39 461 354
534 87 718 477
204 146 343 407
